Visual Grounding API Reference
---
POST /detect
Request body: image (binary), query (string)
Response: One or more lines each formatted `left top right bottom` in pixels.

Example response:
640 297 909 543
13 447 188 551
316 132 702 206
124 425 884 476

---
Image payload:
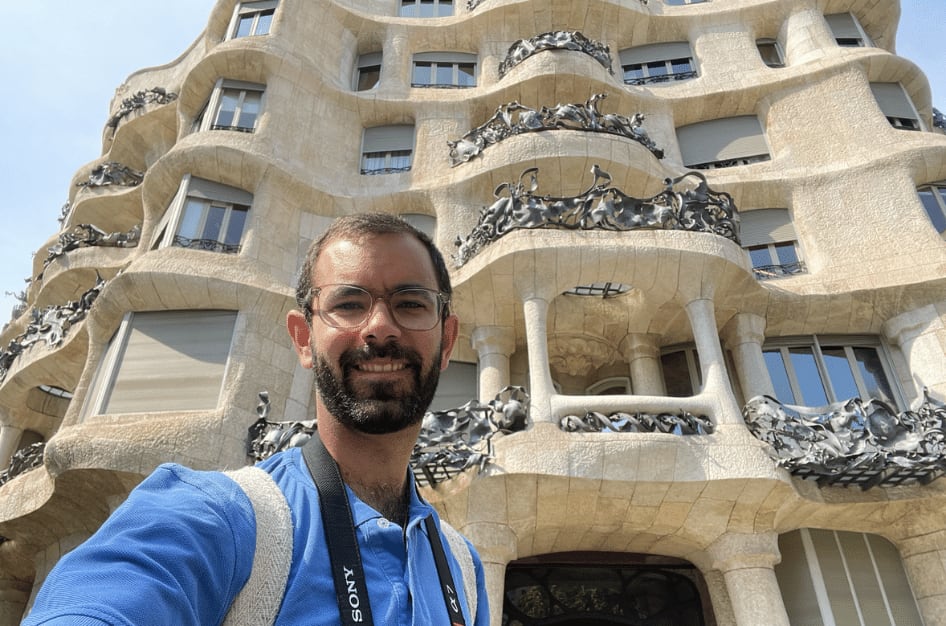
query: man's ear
439 313 460 371
286 309 314 369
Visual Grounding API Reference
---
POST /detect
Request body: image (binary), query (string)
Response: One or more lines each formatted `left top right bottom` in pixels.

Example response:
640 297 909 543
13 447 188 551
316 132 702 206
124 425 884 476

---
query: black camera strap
302 434 466 626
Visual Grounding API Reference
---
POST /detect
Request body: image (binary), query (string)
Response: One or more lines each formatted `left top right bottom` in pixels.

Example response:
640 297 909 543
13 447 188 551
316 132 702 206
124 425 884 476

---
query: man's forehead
312 232 436 283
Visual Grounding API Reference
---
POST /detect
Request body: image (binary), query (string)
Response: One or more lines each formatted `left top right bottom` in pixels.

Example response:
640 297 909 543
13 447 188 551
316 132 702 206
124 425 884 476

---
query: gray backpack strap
439 521 478 619
222 466 294 626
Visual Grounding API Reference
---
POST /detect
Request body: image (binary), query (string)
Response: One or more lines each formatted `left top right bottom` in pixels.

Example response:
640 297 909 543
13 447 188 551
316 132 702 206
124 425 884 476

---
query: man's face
288 232 458 435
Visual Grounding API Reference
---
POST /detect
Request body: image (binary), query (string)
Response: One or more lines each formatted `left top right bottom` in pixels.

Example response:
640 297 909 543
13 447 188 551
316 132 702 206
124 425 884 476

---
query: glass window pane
362 152 385 172
436 0 453 16
419 0 435 17
457 63 476 87
624 65 644 83
661 351 694 397
670 58 692 74
435 64 453 85
237 92 261 129
235 15 254 38
203 205 227 241
224 207 248 246
763 350 796 404
789 347 828 406
389 150 412 170
821 348 859 401
215 91 239 127
399 0 416 16
358 67 380 91
748 246 773 269
646 61 669 78
256 11 273 35
774 242 799 265
177 199 205 240
853 347 895 403
412 62 431 85
919 189 946 233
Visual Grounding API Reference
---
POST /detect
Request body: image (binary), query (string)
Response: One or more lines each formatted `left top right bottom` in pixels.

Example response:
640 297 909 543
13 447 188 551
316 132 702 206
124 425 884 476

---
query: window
870 83 921 131
207 80 264 133
399 0 453 17
677 116 771 169
757 38 784 67
153 176 252 254
430 362 477 411
361 125 414 175
586 377 632 395
355 52 382 91
229 1 276 39
563 282 632 297
619 42 696 86
412 52 476 88
918 181 946 235
83 310 237 417
776 529 922 626
762 336 901 408
741 209 805 279
661 346 701 397
825 12 872 47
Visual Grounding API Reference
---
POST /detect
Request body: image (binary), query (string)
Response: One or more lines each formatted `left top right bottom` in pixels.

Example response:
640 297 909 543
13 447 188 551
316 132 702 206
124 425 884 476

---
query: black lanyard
302 434 466 626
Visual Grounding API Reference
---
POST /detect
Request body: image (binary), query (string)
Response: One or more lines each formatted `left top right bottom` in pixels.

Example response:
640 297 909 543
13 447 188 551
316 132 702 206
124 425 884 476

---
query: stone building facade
2 0 946 624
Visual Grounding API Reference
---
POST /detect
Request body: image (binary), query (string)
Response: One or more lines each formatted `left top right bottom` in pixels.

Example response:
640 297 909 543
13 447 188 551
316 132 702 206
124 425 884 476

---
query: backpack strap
439 520 478 619
222 466 294 626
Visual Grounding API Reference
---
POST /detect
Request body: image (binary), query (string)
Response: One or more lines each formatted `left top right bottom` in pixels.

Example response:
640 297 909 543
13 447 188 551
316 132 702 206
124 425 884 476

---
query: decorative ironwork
171 235 241 254
560 409 713 435
57 201 72 227
934 107 945 132
689 155 771 170
624 70 698 86
752 260 807 281
499 31 613 78
454 166 739 266
247 387 531 486
0 276 106 383
448 94 664 166
743 391 946 489
210 124 256 133
106 87 178 129
0 442 46 486
359 165 412 176
4 288 28 327
38 224 141 279
76 162 144 188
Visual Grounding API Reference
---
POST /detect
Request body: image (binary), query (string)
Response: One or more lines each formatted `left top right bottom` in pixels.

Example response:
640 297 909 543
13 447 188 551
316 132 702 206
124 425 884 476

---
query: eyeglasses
308 284 449 331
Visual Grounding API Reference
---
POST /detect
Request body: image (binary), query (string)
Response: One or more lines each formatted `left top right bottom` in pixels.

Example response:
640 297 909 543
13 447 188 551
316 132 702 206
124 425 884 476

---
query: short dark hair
295 213 452 322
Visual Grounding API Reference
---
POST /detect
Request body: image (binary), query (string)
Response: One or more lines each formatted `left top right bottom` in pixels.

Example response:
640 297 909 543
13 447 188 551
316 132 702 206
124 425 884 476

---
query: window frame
411 52 477 89
619 42 697 86
354 52 382 91
870 82 922 131
152 175 253 255
586 377 633 395
740 208 806 280
660 345 702 397
762 335 904 409
825 12 872 48
917 181 946 236
399 0 454 17
228 0 277 39
201 79 265 133
756 38 785 68
677 115 771 170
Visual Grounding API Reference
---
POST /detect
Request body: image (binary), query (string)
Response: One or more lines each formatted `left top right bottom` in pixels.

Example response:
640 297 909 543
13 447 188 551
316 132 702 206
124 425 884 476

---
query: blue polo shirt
23 447 489 625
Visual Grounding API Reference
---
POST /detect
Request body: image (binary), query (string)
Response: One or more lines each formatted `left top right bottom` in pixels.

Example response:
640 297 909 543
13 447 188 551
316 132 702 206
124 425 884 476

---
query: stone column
471 326 516 403
619 333 665 395
721 313 774 400
0 424 23 471
684 298 743 424
897 530 946 626
707 532 789 626
461 522 518 626
522 296 555 424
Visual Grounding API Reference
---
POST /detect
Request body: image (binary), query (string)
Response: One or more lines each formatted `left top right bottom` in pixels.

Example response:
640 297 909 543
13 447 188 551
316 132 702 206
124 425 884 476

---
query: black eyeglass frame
303 283 451 330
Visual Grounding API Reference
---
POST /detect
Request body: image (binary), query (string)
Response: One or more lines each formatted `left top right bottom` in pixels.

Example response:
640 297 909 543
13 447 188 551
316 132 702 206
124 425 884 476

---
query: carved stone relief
548 334 618 377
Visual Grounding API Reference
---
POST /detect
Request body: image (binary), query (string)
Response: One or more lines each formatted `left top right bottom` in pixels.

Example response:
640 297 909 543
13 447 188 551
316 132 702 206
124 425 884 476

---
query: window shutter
187 177 254 207
430 362 477 411
870 83 917 120
825 13 863 39
362 125 415 152
101 310 237 414
740 209 796 246
413 51 477 64
239 0 278 12
677 116 769 166
358 52 382 68
619 42 692 66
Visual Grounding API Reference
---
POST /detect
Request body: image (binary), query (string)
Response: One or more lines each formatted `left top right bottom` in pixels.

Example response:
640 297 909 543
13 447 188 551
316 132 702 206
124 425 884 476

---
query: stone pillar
721 313 774 400
619 333 665 395
461 522 518 626
684 298 743 424
707 532 789 626
897 530 946 626
0 424 23 471
522 296 555 424
471 326 516 403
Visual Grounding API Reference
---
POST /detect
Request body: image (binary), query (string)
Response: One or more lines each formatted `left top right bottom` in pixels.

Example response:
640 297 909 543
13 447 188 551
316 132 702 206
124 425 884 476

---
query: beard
313 341 442 435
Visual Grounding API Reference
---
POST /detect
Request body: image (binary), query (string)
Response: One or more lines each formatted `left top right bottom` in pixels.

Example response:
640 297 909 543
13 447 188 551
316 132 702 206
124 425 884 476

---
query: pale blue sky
0 1 943 320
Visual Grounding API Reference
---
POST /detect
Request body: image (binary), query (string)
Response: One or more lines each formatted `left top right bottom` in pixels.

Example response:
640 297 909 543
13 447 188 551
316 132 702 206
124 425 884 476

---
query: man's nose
360 298 401 341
